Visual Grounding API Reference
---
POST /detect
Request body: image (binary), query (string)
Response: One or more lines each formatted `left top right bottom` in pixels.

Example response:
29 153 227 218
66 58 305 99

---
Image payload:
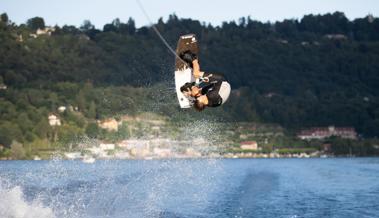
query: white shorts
219 82 231 104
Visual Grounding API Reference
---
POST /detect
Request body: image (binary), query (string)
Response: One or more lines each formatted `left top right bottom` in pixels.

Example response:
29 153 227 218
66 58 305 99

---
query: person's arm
192 59 204 79
202 73 226 82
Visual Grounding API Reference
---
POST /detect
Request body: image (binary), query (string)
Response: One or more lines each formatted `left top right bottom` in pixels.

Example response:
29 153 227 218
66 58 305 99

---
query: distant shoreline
2 155 378 161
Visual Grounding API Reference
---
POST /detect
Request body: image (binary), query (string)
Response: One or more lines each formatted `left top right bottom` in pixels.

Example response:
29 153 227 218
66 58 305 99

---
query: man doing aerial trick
179 51 231 111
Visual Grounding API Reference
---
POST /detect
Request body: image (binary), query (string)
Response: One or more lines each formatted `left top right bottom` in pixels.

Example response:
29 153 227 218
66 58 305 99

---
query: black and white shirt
199 73 231 107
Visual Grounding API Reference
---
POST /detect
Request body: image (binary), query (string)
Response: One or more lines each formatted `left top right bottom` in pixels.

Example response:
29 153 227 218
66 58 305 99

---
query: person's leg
219 82 231 104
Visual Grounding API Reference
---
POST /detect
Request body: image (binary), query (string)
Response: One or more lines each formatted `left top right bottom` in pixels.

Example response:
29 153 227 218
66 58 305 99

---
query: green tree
80 20 95 31
126 18 136 34
0 122 23 147
118 122 130 139
88 101 96 119
85 123 99 138
61 25 80 34
0 126 12 147
26 17 45 30
10 141 26 159
16 113 33 133
57 124 84 145
76 91 86 112
0 13 9 23
65 111 86 128
4 70 27 86
34 119 51 139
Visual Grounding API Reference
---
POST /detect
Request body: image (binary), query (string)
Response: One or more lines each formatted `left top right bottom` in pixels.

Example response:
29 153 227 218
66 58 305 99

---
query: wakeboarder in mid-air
174 34 231 111
179 52 231 111
135 2 231 111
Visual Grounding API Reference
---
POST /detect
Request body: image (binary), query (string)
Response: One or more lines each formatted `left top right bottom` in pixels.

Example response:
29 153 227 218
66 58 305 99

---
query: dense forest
0 12 379 150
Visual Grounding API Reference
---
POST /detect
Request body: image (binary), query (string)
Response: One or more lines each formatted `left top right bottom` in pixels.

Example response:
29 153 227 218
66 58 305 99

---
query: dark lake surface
1 158 379 218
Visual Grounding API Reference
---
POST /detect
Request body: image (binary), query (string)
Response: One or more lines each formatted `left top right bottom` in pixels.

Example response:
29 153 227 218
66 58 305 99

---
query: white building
36 27 56 36
100 143 115 150
58 106 66 113
240 141 258 150
48 114 61 126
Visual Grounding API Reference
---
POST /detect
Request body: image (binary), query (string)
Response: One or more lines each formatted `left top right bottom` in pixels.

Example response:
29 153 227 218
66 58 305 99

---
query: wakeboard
175 34 199 108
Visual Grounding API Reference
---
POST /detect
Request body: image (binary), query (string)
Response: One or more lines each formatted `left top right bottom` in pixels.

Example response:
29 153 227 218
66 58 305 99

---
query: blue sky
1 0 378 28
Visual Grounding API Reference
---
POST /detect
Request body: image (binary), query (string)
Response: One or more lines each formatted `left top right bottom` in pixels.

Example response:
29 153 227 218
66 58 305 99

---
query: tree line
0 11 379 151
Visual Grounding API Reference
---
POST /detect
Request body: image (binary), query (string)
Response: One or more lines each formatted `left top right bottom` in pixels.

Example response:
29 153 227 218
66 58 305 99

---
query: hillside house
240 141 258 150
98 118 118 131
58 106 66 113
48 114 61 126
29 27 56 38
36 27 55 36
297 126 357 140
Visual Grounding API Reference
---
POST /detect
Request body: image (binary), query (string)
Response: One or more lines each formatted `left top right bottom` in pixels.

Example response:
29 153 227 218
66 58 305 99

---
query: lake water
0 158 378 218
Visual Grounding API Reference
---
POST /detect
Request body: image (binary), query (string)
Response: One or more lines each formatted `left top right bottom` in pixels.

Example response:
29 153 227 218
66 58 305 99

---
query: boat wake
0 183 55 218
0 158 223 218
